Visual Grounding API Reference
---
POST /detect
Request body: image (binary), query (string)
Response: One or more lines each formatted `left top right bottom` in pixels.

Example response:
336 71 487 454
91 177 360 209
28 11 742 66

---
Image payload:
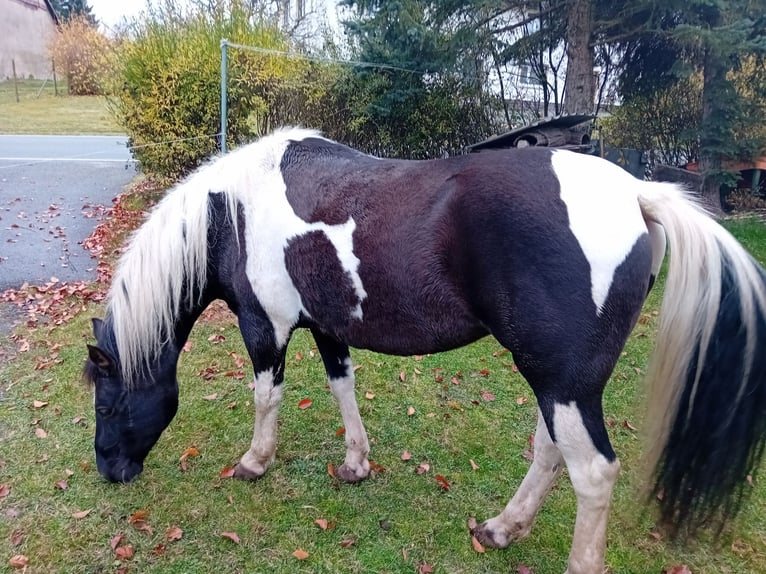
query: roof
468 114 594 152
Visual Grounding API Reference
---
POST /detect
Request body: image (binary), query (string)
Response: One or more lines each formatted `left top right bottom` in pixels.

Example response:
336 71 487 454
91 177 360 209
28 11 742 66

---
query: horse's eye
96 406 115 417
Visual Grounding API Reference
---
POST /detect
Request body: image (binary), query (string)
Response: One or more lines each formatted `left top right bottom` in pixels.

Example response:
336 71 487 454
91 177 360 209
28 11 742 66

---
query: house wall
0 0 58 80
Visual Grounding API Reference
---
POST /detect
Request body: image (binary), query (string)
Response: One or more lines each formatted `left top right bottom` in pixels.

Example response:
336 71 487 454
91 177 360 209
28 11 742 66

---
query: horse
83 127 766 574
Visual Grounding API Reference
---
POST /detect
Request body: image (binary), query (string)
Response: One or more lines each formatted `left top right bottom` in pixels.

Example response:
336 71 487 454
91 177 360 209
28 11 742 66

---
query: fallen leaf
747 474 754 487
407 406 415 416
479 369 491 376
132 520 153 535
517 565 535 574
203 393 219 401
10 529 24 546
340 537 356 548
480 390 495 402
72 509 91 519
0 484 9 498
417 563 434 574
220 465 236 478
226 401 237 409
435 474 451 491
328 462 336 478
315 518 329 530
72 416 85 425
416 463 430 474
399 371 406 382
365 391 375 400
401 450 412 461
471 535 485 553
649 530 662 541
298 398 313 410
115 544 135 560
470 459 479 471
129 510 149 523
516 396 528 405
335 427 345 437
110 533 125 551
33 400 49 409
221 531 241 544
65 468 75 477
295 351 303 361
447 400 463 411
35 427 48 438
179 447 200 471
622 420 638 432
293 549 309 560
165 526 183 542
8 555 29 569
55 479 68 490
664 567 692 574
152 543 166 556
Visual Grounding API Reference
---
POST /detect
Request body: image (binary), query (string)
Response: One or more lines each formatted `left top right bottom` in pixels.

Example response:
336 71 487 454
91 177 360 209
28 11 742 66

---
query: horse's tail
636 183 766 537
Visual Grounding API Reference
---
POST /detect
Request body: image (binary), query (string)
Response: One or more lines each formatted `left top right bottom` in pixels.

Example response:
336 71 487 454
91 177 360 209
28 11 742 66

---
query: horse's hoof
336 463 368 483
470 519 510 549
232 462 265 481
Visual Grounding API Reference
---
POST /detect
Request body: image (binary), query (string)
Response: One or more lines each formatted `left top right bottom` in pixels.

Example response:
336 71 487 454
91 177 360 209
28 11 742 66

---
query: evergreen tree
52 0 97 25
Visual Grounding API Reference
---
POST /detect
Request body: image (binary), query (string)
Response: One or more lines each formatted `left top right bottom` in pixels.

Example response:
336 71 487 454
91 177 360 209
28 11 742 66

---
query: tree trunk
699 45 725 214
563 0 595 115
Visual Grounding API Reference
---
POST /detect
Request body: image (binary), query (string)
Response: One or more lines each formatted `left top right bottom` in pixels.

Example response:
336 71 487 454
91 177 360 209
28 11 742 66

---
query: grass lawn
1 211 765 573
0 79 122 135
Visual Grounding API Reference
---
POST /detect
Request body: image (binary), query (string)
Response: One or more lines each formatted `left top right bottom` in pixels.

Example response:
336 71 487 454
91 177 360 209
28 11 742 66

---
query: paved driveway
0 135 136 291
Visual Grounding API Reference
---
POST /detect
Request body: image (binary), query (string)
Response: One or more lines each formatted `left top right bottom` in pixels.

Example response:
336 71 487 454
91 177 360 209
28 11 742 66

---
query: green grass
1 219 766 573
0 79 122 135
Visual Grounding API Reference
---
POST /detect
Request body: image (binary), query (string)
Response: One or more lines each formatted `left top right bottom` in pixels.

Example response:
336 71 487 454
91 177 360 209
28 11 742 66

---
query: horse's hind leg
473 408 563 546
551 399 620 574
312 328 370 482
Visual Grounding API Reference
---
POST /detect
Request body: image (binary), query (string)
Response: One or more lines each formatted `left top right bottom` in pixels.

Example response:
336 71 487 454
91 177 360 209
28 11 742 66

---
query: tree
337 0 498 157
50 0 97 24
563 0 595 114
600 0 766 210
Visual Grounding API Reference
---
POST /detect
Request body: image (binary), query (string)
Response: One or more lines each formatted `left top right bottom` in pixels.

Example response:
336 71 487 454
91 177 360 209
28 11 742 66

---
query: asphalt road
0 135 136 292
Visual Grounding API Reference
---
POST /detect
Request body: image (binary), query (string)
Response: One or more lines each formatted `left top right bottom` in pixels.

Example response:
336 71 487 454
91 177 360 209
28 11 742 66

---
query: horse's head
85 319 179 483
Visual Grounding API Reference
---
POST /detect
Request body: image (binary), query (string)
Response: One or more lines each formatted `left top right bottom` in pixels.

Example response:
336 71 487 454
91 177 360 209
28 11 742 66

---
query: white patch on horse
329 358 370 481
551 151 647 314
239 368 283 476
212 128 367 347
552 402 620 574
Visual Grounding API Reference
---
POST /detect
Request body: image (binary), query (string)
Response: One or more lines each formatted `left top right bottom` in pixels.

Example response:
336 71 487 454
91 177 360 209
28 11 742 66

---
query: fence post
11 59 20 103
52 58 58 96
220 38 228 154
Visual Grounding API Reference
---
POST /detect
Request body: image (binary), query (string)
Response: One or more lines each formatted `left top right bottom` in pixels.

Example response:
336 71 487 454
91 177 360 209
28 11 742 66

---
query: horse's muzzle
98 457 143 483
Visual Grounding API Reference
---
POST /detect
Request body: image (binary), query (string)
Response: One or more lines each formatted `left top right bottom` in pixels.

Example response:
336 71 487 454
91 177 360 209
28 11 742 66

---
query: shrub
114 0 309 181
49 15 116 95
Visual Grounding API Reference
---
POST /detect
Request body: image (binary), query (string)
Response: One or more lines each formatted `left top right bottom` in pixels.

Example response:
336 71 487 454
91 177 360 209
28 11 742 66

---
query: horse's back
276 141 653 366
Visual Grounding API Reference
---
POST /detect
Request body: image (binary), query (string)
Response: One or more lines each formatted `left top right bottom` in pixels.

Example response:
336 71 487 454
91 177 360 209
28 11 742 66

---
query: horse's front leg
234 338 286 480
312 328 370 483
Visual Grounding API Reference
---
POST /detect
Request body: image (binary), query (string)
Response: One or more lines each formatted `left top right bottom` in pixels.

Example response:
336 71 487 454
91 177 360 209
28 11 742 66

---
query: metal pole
220 38 228 154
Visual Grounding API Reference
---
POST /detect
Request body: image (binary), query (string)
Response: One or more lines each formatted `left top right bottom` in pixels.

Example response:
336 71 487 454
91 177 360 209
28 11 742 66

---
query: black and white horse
84 128 766 574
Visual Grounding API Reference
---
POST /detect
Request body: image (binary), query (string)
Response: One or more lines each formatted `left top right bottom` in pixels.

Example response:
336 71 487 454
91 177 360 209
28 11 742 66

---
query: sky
89 0 147 28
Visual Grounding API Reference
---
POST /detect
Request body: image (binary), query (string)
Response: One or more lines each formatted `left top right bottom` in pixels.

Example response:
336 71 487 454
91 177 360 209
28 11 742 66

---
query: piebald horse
84 128 766 573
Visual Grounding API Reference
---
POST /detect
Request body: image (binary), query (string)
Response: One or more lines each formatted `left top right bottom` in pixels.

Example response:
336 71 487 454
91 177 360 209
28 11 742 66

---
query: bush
114 0 307 181
49 15 116 95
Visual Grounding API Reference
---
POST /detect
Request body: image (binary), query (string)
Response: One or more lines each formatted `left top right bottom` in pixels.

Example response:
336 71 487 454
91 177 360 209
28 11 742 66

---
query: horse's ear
91 317 106 341
87 344 115 372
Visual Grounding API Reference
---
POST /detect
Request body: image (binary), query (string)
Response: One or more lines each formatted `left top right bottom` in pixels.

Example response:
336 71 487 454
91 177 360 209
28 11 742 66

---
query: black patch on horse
284 230 359 337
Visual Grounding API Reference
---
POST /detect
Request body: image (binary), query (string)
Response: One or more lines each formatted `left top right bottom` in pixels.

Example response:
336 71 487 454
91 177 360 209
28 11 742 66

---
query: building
0 0 59 80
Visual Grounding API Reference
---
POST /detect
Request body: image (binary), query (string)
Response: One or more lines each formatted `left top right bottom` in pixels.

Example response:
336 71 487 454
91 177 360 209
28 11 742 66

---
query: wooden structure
469 114 594 153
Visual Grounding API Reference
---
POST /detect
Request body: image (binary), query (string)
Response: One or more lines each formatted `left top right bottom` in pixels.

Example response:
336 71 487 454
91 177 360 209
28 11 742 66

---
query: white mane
107 127 321 385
